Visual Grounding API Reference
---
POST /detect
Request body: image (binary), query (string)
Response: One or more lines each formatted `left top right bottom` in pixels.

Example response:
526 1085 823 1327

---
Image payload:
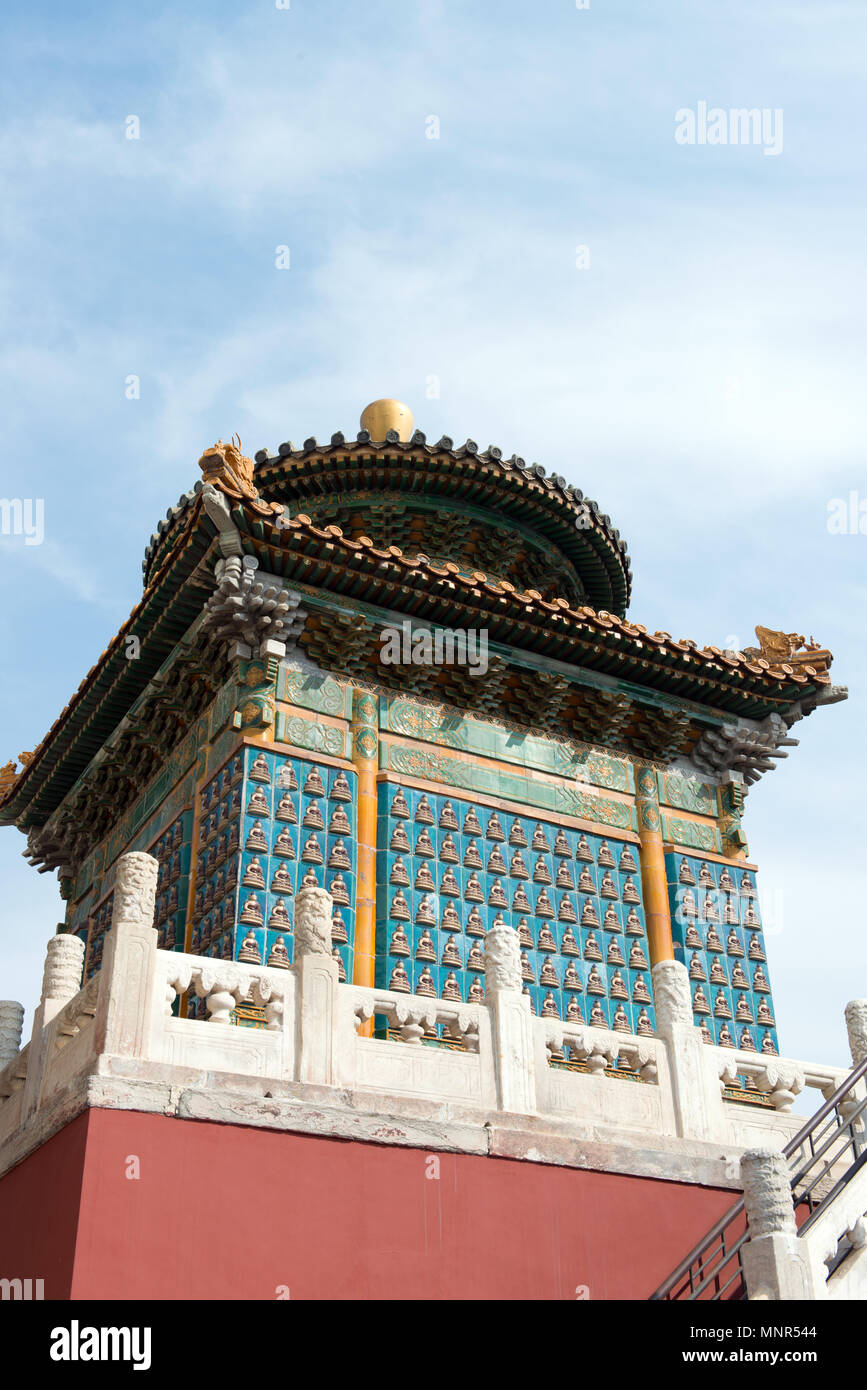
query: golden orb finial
360 399 414 442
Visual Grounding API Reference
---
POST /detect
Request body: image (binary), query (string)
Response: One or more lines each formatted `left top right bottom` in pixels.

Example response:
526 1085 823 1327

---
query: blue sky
1 0 865 1078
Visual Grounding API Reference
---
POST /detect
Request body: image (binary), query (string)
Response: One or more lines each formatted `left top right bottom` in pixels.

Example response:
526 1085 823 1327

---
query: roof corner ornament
200 554 307 661
743 626 832 678
0 759 20 796
197 436 283 519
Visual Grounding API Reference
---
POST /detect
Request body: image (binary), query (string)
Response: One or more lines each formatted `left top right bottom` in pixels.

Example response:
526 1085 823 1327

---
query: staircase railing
649 1054 867 1300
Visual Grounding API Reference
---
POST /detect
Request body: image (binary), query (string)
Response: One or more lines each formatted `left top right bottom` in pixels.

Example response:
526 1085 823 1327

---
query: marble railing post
21 933 86 1120
0 1001 24 1068
652 959 726 1141
293 886 338 1086
740 1148 818 1300
840 999 867 1132
92 852 161 1064
484 920 536 1115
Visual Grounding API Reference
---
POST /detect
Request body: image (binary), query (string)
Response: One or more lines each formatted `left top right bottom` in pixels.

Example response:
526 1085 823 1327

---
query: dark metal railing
649 1054 867 1300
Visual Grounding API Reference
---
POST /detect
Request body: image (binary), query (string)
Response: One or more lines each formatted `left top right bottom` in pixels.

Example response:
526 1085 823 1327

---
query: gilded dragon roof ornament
198 435 283 519
743 627 832 677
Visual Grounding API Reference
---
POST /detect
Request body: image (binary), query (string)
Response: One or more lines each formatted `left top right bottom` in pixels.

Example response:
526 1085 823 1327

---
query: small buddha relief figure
739 1028 756 1052
531 823 551 853
229 787 243 816
467 940 485 973
276 761 298 792
713 989 732 1019
440 867 460 897
589 1000 607 1028
555 862 575 891
194 887 204 920
468 978 485 1004
576 834 593 862
696 1019 713 1046
680 889 698 920
625 907 643 936
537 923 557 953
533 856 552 885
584 932 603 961
636 1007 654 1037
566 996 584 1023
463 807 482 835
702 892 720 924
272 827 295 859
578 865 595 894
442 971 462 1002
613 1004 630 1034
416 966 436 997
390 790 410 819
389 961 411 993
238 929 262 964
740 872 756 898
698 862 714 889
466 906 486 936
268 898 291 930
540 958 559 989
243 857 266 889
510 850 529 879
220 934 233 961
487 846 507 874
301 867 319 891
513 885 532 912
706 925 724 953
440 833 459 863
246 786 270 816
554 828 571 858
757 999 774 1027
632 974 652 1004
628 941 648 971
441 937 462 969
753 966 770 993
619 845 638 873
561 926 580 956
245 821 268 854
685 922 703 950
597 840 616 869
240 894 264 926
214 835 227 869
521 952 536 984
602 904 621 933
391 817 411 850
415 895 436 926
301 834 323 865
415 929 436 962
415 827 435 858
581 898 599 927
329 769 351 801
441 903 461 932
731 961 749 990
539 992 558 1020
679 857 696 885
465 872 484 902
761 1032 778 1056
517 917 534 947
688 953 706 981
743 903 760 930
275 792 298 823
723 896 738 927
331 912 349 944
463 839 483 869
332 948 347 982
610 970 628 1000
557 894 577 924
302 768 325 798
439 800 459 830
718 866 736 894
735 996 753 1023
622 876 640 904
564 961 583 992
328 873 350 906
726 928 744 957
390 889 411 921
692 986 711 1015
606 938 625 967
509 817 528 846
390 857 410 886
747 934 766 962
249 751 271 783
488 879 508 908
587 965 605 996
415 794 434 824
328 839 351 870
328 806 351 836
486 812 506 842
709 958 727 986
535 888 555 918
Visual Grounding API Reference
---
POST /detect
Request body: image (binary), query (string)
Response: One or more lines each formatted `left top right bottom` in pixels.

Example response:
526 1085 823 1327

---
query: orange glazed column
351 688 379 993
635 764 675 964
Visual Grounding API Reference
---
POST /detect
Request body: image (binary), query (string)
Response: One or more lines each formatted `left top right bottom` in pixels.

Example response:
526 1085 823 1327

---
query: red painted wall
0 1111 88 1299
1 1108 736 1300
